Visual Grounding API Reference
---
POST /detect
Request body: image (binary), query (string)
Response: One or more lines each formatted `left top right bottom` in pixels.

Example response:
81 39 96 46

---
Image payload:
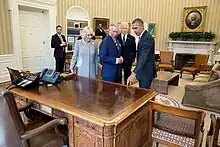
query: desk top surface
11 76 156 124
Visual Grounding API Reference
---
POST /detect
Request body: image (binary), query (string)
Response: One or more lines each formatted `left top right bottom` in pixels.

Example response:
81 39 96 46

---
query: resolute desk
10 76 156 147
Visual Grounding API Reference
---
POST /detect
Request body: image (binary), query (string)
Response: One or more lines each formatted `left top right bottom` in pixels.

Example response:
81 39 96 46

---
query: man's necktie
122 35 126 46
113 38 119 50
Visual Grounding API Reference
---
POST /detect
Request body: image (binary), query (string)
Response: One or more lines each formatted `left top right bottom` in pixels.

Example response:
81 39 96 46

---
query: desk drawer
30 100 67 118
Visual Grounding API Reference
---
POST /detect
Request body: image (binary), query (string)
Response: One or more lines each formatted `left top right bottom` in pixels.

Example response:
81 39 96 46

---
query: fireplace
174 53 195 70
167 40 218 65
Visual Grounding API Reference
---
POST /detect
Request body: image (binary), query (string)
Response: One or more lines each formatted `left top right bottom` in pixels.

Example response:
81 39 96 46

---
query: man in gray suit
127 18 156 88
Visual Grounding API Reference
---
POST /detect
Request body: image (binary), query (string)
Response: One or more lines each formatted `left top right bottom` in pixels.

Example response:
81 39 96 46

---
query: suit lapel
137 31 147 49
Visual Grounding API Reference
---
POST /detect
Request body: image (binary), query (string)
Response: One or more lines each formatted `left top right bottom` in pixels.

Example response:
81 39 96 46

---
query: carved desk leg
68 114 74 147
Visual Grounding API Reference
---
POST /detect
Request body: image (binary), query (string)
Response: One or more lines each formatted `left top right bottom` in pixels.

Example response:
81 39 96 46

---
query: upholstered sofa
182 62 220 113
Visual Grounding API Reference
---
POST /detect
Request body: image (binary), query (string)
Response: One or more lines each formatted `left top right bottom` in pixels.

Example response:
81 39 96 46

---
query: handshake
117 56 124 64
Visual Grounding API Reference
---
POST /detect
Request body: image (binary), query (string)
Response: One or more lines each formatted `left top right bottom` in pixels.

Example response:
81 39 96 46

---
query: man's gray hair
109 23 119 31
81 26 94 39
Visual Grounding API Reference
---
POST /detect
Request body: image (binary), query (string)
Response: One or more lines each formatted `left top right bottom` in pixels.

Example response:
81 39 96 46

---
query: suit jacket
134 31 156 81
116 34 136 64
51 34 67 58
99 36 121 79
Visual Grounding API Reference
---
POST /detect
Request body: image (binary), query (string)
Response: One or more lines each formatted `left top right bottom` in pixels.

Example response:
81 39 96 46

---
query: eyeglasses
87 34 93 37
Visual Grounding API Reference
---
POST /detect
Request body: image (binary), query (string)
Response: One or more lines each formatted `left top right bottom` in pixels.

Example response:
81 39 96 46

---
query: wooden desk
10 76 156 147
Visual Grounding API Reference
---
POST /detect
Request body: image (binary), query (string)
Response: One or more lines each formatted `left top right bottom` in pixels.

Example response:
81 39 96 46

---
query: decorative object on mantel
169 32 215 41
182 6 207 32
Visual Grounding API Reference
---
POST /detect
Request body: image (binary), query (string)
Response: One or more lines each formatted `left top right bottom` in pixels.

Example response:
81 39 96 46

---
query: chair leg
180 70 183 78
156 142 159 147
192 72 196 80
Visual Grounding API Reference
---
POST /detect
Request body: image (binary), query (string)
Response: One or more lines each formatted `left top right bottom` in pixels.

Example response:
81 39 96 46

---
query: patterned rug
155 94 180 108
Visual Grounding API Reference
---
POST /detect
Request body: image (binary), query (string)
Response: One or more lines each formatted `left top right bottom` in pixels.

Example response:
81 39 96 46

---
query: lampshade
218 48 220 53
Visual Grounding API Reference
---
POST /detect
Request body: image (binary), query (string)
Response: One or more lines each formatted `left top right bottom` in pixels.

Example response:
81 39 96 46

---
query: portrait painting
182 6 207 32
93 17 109 36
148 23 156 38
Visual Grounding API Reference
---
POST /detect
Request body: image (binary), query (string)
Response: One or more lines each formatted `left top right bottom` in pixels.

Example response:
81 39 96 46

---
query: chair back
209 114 220 147
148 100 204 147
194 54 209 68
159 51 174 64
2 91 25 136
7 67 22 84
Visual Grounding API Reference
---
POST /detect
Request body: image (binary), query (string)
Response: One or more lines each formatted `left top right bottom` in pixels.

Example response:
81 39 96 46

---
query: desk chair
2 91 68 147
148 101 205 147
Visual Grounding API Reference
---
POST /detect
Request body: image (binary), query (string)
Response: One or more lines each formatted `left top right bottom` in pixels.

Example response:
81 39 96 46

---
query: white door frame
9 0 56 70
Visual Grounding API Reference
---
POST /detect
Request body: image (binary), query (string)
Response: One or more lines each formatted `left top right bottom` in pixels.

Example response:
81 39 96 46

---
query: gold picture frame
93 17 109 37
182 6 207 32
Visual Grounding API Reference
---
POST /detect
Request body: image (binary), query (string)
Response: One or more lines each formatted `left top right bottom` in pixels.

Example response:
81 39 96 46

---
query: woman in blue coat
70 26 99 79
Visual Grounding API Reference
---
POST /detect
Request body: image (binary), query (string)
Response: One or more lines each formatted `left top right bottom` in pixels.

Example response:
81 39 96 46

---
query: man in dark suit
127 18 156 88
116 22 136 85
99 24 123 83
51 25 67 73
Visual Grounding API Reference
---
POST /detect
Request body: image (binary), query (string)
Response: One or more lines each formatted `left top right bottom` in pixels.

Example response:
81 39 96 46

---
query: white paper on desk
40 104 52 114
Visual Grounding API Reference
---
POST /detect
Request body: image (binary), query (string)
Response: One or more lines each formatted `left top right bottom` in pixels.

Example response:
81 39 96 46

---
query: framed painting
182 6 207 32
93 17 109 36
148 23 156 38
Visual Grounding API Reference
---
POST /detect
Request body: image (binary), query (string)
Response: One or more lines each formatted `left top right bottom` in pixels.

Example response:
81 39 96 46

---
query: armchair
182 79 220 113
2 91 68 147
157 51 174 72
148 100 205 147
180 54 209 80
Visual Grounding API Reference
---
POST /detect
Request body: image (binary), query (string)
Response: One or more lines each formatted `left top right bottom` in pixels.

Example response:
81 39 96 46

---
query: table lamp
218 48 220 54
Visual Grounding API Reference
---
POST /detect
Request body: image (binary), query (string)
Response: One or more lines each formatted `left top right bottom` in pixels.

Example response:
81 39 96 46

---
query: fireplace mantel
167 40 218 65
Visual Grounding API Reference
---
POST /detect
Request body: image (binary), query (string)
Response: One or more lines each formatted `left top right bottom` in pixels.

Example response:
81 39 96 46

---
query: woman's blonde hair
81 26 94 39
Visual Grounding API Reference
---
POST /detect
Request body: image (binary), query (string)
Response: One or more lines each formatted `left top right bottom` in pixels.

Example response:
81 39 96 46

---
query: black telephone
16 74 40 88
15 68 60 89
